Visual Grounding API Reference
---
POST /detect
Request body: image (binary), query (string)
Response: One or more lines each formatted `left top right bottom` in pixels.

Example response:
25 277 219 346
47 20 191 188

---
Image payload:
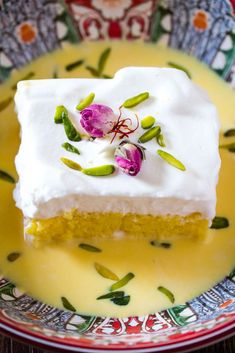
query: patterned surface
0 0 235 351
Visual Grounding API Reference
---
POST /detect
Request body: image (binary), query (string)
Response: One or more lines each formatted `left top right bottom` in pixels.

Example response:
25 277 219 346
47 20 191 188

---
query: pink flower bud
80 104 117 138
115 140 145 176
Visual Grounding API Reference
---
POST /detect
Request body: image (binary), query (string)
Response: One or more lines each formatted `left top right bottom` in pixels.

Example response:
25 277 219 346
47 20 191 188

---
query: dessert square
14 67 220 242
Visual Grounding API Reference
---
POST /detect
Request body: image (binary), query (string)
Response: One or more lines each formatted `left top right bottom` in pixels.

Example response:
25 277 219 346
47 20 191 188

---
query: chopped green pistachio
138 126 161 143
150 240 171 249
224 129 235 137
54 105 67 124
65 59 84 72
86 66 99 77
122 92 149 108
79 243 101 252
61 297 76 312
94 262 119 281
167 62 191 79
62 142 80 155
156 133 166 147
111 295 130 306
0 170 15 184
157 149 186 171
60 157 82 171
220 142 235 153
82 164 115 176
110 272 135 292
97 291 124 300
7 252 21 262
63 111 81 141
0 97 12 112
141 116 155 129
210 216 229 229
76 92 95 111
157 286 175 303
98 47 111 75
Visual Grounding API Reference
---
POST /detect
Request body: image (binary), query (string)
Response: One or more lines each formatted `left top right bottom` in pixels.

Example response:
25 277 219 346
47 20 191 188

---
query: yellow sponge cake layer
26 211 208 243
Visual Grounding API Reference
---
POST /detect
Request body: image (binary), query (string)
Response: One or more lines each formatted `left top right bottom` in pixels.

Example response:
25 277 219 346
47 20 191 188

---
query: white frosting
14 67 220 220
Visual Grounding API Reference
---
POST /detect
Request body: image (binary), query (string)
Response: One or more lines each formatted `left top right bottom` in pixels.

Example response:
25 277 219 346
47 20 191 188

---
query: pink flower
80 104 117 138
115 140 145 176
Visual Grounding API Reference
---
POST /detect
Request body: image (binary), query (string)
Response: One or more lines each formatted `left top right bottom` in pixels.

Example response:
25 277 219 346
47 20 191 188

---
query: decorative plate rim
0 314 234 352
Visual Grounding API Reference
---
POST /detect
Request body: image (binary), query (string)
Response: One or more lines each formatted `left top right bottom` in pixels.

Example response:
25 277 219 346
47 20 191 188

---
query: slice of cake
14 67 220 243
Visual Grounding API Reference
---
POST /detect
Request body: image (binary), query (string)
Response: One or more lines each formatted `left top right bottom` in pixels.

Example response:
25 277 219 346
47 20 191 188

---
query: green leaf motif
210 216 229 229
158 286 175 303
61 296 76 312
110 272 135 292
79 243 101 253
0 170 15 183
95 262 119 281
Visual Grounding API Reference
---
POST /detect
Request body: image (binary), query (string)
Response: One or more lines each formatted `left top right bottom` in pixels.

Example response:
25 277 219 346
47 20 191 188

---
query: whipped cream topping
14 67 220 219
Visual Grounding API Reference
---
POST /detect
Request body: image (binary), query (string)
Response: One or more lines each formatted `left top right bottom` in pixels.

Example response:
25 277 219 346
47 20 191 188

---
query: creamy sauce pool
0 41 235 317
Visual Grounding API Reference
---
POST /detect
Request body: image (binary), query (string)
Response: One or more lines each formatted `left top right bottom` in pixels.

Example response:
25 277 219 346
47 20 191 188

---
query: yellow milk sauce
0 41 234 317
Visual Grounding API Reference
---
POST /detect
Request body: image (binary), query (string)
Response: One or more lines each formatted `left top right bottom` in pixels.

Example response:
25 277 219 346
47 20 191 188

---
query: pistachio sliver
167 62 191 79
138 126 161 143
86 66 100 77
65 59 84 72
63 112 81 142
0 170 15 184
0 97 12 112
76 92 95 111
122 92 149 108
220 142 235 152
7 252 21 262
224 129 235 137
82 164 115 176
54 105 67 124
61 296 76 312
62 142 80 155
150 240 171 249
111 295 130 306
141 116 155 129
210 216 229 229
97 291 124 300
157 149 186 171
98 47 111 75
79 243 101 252
110 272 135 292
94 262 119 281
158 286 175 303
60 157 82 171
156 133 166 147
